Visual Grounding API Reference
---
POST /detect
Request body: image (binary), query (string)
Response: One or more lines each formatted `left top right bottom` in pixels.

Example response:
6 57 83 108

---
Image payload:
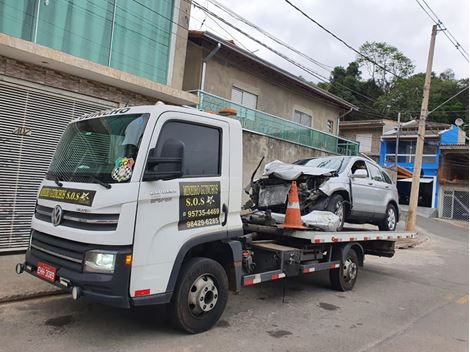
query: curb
396 227 430 249
0 289 67 305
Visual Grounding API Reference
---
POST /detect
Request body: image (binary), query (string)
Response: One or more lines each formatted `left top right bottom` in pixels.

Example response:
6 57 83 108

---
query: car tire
170 257 228 334
327 194 345 231
329 248 359 291
378 203 397 231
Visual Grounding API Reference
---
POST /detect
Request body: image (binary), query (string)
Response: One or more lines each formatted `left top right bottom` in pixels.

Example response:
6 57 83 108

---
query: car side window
368 163 384 182
350 160 369 177
155 121 221 177
382 171 393 184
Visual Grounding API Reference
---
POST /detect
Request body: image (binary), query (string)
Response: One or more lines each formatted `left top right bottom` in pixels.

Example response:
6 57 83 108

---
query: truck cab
24 105 243 311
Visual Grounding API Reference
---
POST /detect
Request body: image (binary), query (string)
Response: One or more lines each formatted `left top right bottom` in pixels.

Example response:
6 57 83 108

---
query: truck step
251 241 300 252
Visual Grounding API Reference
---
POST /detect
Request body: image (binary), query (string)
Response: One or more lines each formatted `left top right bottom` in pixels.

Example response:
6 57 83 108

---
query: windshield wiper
88 175 112 189
53 176 63 187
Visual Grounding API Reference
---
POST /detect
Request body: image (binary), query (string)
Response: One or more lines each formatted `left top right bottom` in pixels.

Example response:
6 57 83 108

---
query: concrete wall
242 130 327 200
183 42 344 133
0 56 159 106
168 0 191 89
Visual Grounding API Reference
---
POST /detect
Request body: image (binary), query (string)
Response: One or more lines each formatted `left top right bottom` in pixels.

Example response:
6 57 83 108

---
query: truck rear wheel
170 257 228 334
329 249 358 291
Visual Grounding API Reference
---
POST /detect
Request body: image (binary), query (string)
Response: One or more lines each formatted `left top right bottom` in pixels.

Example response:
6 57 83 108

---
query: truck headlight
84 251 116 273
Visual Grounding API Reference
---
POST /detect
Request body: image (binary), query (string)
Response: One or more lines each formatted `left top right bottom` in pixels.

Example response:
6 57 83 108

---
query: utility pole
406 25 438 231
394 112 401 171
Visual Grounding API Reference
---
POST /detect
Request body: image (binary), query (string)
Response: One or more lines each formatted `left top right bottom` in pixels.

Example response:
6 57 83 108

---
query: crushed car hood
263 160 337 180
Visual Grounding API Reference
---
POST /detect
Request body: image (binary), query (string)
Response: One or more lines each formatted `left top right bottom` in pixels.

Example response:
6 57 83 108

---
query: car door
349 159 376 216
131 111 230 297
366 162 389 216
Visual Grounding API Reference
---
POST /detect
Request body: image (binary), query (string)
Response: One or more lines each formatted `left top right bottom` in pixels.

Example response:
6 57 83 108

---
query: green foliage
357 42 415 91
318 41 468 126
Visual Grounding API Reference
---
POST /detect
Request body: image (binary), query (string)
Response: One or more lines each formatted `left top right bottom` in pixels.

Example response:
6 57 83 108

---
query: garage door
0 80 115 251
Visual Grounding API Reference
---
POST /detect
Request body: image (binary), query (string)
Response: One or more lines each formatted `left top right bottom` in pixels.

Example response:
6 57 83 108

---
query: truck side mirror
352 168 368 179
143 139 184 181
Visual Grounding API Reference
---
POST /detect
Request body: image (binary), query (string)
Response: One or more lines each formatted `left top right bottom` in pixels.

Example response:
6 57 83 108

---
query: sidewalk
0 253 63 304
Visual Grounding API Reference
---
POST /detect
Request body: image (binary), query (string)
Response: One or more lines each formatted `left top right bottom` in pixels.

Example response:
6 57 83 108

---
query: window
356 133 372 153
382 171 393 184
351 160 369 177
368 163 384 182
155 121 221 177
231 87 257 109
293 110 312 127
327 120 334 133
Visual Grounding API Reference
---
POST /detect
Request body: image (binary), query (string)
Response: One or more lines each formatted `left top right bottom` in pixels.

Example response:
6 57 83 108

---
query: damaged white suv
251 156 399 231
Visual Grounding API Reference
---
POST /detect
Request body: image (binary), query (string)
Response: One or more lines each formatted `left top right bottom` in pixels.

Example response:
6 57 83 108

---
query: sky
188 0 469 83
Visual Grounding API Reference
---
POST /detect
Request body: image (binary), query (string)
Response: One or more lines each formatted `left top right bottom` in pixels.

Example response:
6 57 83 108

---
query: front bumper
24 230 132 308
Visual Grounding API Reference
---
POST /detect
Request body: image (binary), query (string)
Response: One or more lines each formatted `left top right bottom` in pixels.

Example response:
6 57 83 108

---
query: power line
187 0 386 116
205 0 332 72
415 0 469 62
282 0 402 79
428 86 469 116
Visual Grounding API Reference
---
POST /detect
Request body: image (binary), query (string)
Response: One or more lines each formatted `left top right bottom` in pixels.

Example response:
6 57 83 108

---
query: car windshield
46 113 149 184
295 156 350 173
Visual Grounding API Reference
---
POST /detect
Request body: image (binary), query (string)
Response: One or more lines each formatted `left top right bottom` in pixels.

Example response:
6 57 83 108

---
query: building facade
379 120 466 210
0 0 196 251
339 119 396 161
183 31 359 157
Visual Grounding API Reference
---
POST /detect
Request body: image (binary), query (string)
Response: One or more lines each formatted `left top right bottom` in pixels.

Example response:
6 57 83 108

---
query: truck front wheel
170 257 228 333
329 249 359 291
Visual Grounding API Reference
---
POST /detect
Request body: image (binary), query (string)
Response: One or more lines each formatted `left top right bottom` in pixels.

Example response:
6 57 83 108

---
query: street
0 219 467 352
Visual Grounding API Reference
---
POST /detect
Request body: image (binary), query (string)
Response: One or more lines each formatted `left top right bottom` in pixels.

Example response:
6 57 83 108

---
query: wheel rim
335 201 344 219
343 258 357 283
188 274 218 316
387 208 396 230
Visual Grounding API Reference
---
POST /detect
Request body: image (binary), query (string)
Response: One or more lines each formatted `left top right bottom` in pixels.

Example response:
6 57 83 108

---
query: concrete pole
406 25 438 231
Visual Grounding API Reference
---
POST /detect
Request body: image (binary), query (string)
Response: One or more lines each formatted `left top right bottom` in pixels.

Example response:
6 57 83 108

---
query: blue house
379 120 465 209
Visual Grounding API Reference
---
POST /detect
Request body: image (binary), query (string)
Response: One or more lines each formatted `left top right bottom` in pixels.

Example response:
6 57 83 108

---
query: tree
357 42 415 91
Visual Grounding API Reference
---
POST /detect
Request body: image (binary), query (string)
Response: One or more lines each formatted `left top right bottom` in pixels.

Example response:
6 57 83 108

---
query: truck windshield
46 114 149 184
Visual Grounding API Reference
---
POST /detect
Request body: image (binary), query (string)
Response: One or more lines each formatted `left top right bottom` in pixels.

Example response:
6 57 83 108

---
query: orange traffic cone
280 181 307 230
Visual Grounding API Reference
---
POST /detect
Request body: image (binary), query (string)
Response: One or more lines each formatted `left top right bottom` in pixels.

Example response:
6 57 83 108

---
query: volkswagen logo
51 205 63 227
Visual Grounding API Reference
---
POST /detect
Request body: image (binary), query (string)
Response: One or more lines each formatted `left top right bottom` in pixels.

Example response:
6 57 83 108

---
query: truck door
131 111 230 297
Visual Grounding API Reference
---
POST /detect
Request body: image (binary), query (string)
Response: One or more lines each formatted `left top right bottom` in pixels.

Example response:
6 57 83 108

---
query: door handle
368 182 373 186
221 204 228 226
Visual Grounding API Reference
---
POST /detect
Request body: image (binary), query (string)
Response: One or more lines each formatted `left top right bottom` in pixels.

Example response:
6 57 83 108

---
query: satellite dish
455 118 464 127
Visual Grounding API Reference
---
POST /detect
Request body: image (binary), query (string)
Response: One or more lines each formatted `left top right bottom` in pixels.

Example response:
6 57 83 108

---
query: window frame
293 109 313 127
231 86 258 110
153 119 223 178
367 162 385 182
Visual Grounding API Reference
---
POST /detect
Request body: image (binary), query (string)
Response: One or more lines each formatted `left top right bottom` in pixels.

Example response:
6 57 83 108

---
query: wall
339 127 382 158
242 130 327 202
183 42 343 134
0 56 157 106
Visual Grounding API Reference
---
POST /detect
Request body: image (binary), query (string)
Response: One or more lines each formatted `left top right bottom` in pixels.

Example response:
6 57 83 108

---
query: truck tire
378 203 397 231
326 194 345 231
170 257 228 334
329 249 358 291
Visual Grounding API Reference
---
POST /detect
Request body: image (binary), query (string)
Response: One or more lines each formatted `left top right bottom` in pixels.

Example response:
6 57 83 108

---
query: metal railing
194 91 359 156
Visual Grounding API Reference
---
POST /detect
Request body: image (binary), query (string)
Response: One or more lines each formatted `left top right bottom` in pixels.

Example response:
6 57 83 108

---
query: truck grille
34 205 119 231
30 230 87 272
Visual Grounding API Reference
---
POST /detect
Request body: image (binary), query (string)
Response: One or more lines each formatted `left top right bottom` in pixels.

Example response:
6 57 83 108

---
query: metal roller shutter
0 80 115 251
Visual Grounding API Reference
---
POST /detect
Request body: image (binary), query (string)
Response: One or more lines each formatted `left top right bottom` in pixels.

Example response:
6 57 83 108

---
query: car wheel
170 257 228 334
378 204 397 231
327 194 345 231
329 248 359 291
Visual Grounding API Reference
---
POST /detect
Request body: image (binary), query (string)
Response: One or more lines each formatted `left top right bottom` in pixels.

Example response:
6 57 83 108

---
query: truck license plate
36 262 56 282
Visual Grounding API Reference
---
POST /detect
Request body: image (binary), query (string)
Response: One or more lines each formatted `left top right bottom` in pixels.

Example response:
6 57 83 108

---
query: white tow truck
17 104 415 333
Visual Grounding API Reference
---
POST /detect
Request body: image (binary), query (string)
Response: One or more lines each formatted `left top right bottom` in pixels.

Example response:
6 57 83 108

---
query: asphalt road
0 222 467 352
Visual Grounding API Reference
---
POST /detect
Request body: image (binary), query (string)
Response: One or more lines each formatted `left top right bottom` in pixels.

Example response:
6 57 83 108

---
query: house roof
340 119 395 129
188 31 358 111
382 119 451 138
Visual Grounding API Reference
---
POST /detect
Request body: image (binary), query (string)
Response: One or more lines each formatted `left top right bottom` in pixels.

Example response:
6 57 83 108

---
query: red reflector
303 268 309 273
364 237 369 240
314 239 321 243
244 279 254 286
330 263 337 269
135 289 150 297
272 274 280 280
376 236 381 240
350 237 355 241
